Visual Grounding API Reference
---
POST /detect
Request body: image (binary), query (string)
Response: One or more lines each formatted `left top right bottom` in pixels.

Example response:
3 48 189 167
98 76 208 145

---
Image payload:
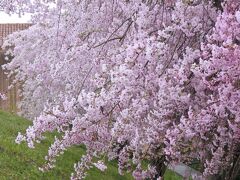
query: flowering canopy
1 0 240 179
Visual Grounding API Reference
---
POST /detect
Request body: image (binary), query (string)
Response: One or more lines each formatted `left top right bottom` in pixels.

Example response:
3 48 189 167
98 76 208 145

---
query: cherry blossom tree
1 0 240 179
165 1 240 179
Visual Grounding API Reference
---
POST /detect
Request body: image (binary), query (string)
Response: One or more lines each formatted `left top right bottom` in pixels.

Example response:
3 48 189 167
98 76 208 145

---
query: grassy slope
0 110 182 180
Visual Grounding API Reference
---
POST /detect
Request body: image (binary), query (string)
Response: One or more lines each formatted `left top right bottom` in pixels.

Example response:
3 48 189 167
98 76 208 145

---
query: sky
0 12 31 23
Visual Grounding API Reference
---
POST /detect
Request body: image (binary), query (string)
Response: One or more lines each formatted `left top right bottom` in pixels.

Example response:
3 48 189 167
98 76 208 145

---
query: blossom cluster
0 93 6 100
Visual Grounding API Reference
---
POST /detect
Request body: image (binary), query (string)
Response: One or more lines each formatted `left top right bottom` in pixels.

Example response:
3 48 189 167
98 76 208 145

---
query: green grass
0 110 182 180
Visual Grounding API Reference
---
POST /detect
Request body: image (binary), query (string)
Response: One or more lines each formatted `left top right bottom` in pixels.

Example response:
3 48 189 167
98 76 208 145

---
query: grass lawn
0 110 182 180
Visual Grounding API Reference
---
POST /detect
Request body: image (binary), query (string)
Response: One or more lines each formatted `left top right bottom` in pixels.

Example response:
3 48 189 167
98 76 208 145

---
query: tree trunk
151 156 167 180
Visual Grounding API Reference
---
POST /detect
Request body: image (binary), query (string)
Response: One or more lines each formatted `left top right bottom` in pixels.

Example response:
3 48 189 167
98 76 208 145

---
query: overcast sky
0 12 31 23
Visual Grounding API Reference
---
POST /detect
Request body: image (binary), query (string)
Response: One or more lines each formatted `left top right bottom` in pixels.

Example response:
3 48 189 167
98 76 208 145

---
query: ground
0 110 182 179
